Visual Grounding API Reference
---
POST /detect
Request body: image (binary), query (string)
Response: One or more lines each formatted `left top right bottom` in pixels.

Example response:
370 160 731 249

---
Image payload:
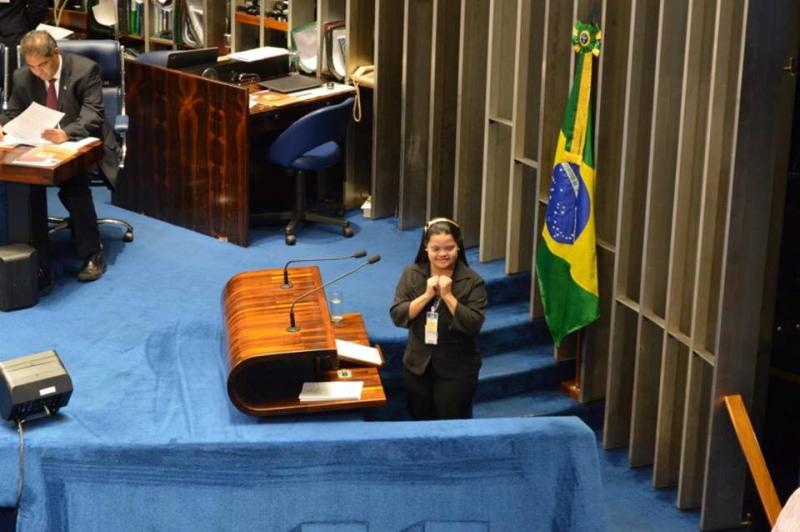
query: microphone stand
281 250 366 288
288 256 380 332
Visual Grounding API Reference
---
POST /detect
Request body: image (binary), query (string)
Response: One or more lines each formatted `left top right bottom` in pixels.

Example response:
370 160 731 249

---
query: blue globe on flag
545 162 591 245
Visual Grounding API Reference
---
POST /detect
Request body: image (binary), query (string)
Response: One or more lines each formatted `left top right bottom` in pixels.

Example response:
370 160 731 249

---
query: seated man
0 30 119 282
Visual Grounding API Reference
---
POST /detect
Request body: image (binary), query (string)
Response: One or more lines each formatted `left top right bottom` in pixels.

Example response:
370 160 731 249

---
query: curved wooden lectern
222 265 385 416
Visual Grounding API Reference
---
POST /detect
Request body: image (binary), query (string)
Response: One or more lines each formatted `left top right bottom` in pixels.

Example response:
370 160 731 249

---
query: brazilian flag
536 21 601 347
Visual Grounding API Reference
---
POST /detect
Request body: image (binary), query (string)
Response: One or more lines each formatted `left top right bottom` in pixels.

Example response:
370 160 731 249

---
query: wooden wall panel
398 0 433 229
629 317 664 466
690 2 744 355
678 353 713 509
603 301 638 449
580 243 613 401
426 0 461 220
638 0 688 321
453 0 490 247
479 0 517 262
653 337 689 487
504 0 543 273
603 0 658 443
370 0 404 218
344 0 376 208
536 0 572 202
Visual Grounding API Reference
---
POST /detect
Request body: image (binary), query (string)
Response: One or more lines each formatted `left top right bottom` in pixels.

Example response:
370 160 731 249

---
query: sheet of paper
36 23 74 40
228 46 288 63
335 339 382 366
2 102 65 146
61 136 100 150
298 381 363 402
11 145 77 167
92 0 118 26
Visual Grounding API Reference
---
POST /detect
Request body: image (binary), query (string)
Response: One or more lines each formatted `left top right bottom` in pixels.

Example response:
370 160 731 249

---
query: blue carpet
0 188 699 530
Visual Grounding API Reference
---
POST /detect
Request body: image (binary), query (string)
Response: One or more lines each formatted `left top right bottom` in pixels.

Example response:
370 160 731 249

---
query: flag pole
560 330 582 401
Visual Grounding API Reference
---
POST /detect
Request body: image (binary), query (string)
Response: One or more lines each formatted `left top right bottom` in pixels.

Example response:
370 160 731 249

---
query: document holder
259 74 321 93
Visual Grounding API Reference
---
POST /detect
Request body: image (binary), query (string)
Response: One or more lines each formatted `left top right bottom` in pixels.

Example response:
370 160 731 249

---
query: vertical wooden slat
604 0 659 448
653 337 689 487
343 0 376 209
479 0 517 262
370 0 404 219
603 301 639 448
678 353 713 509
690 1 744 355
453 0 490 247
426 0 461 220
505 0 542 274
629 316 664 466
399 0 433 229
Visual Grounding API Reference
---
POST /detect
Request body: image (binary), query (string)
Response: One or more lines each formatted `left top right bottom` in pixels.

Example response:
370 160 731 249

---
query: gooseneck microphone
287 255 381 332
281 250 367 288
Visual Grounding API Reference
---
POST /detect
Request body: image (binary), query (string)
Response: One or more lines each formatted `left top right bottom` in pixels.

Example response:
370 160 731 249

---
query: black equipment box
0 244 38 311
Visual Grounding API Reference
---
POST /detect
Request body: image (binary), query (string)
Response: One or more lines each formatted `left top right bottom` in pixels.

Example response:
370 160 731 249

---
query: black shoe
78 251 106 282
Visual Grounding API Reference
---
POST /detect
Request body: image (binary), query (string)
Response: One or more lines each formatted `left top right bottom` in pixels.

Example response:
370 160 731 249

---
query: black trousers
57 172 100 259
402 364 479 420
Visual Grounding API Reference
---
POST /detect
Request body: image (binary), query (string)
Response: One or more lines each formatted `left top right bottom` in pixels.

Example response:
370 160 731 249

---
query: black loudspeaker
0 244 38 311
0 350 73 421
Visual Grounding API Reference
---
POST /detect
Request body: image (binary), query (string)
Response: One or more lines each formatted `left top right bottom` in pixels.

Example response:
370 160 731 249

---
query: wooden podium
222 265 386 416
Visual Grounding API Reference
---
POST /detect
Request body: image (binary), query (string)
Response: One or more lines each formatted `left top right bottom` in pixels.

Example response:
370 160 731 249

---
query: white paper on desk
92 0 118 26
228 46 288 63
335 339 382 367
60 136 100 150
2 103 64 146
298 381 363 402
36 24 74 40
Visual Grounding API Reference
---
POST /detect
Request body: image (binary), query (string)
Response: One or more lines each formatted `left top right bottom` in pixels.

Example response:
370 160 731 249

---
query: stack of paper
335 339 382 367
12 145 77 167
298 381 363 402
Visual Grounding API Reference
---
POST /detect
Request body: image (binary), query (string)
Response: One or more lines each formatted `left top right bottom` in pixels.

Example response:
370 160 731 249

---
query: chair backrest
56 39 124 129
267 97 355 168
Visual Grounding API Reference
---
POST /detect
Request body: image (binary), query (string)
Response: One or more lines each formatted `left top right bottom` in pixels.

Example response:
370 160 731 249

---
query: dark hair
414 217 469 266
20 30 58 58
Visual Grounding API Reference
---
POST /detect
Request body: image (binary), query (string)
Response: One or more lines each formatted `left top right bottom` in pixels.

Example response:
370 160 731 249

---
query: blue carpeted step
473 389 605 430
483 271 531 306
374 300 552 375
475 348 572 401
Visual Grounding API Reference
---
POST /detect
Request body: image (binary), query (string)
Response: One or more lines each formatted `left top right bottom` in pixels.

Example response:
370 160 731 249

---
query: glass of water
329 289 344 324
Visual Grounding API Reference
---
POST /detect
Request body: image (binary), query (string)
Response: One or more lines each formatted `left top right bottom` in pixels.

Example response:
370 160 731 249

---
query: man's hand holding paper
1 102 66 145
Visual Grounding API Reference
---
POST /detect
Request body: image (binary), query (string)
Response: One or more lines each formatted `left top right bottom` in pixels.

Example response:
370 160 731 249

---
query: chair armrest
114 115 129 135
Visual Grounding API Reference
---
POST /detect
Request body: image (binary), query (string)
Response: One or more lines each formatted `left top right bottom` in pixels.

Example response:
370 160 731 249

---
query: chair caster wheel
343 225 353 238
285 234 296 245
123 231 134 242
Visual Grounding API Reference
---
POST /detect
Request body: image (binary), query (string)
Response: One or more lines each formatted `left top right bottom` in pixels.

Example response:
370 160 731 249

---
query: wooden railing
724 394 783 526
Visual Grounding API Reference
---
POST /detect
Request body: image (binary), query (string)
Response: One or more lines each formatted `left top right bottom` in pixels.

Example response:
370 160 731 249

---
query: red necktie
46 79 58 110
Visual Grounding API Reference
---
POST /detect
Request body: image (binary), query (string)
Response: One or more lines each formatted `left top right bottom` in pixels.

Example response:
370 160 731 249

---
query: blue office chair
46 39 134 242
257 96 355 245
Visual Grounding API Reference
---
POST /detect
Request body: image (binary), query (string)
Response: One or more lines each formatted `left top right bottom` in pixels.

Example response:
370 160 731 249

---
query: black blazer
390 261 488 378
0 52 120 187
0 0 47 45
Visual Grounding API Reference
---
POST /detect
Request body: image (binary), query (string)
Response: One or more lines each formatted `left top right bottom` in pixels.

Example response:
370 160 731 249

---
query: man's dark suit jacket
0 52 120 187
0 0 47 49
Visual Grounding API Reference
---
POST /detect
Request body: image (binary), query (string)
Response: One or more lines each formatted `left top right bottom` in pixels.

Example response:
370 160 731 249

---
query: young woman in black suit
390 218 488 420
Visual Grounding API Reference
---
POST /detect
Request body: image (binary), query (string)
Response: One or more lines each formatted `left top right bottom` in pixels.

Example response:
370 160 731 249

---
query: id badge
425 310 438 345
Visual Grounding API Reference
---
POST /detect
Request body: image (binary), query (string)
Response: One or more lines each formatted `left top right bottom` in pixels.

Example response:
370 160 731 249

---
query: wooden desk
222 265 386 416
0 142 104 287
116 60 355 246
